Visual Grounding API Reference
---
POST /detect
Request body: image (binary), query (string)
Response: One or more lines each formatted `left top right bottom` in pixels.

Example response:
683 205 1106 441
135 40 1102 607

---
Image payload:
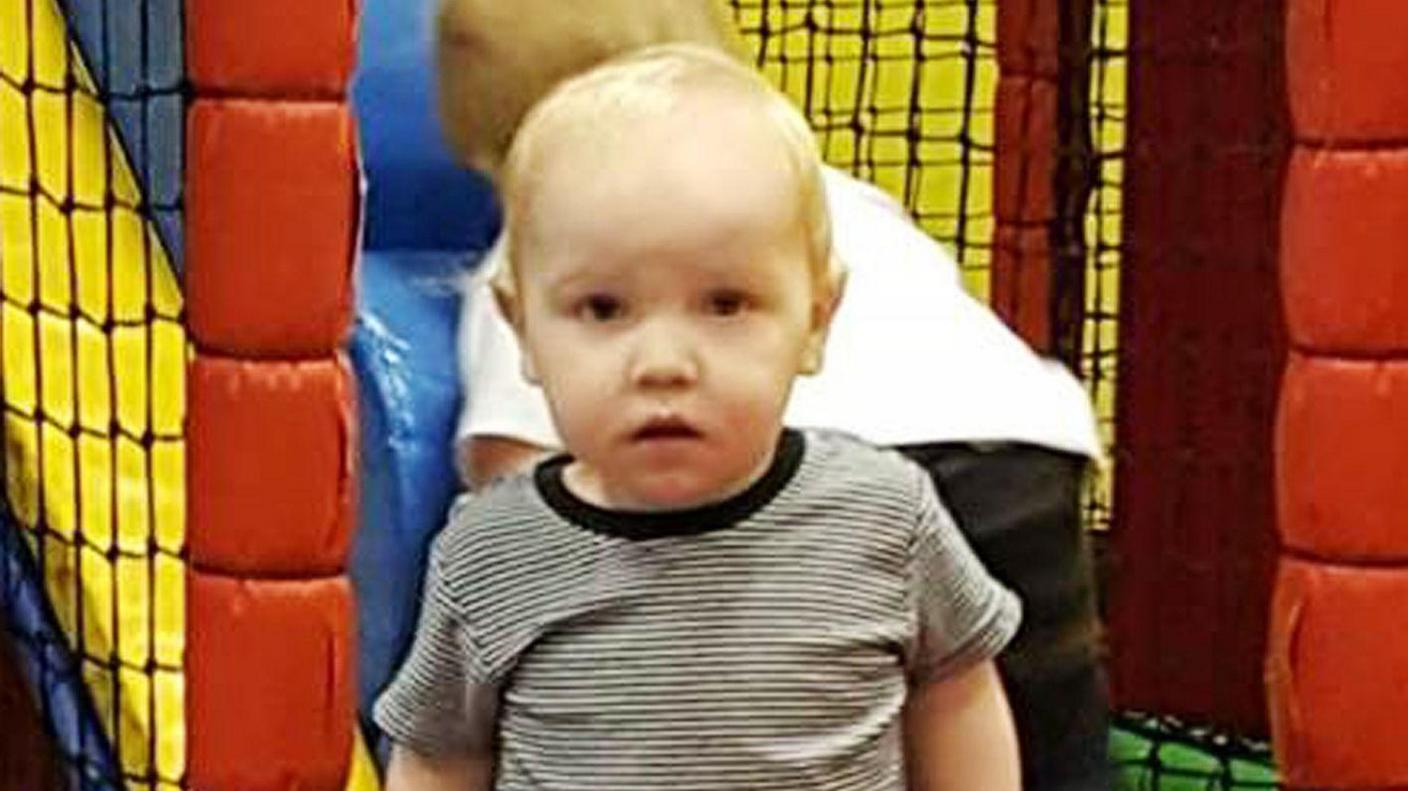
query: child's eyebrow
539 268 617 294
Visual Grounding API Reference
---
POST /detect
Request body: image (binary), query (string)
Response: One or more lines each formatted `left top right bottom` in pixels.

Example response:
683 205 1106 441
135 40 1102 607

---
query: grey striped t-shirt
374 429 1020 789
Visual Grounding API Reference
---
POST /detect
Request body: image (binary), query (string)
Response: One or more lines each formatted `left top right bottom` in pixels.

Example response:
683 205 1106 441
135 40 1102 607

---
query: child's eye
705 289 750 317
577 294 624 322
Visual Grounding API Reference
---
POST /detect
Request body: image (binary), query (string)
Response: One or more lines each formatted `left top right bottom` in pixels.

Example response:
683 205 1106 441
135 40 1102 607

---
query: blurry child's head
493 44 845 513
435 0 747 177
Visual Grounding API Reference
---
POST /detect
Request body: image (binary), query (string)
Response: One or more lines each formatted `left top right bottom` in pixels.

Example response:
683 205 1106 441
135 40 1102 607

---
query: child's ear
799 262 847 375
491 277 542 385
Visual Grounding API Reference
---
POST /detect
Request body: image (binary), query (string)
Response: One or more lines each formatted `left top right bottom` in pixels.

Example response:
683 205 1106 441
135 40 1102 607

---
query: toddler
376 44 1021 791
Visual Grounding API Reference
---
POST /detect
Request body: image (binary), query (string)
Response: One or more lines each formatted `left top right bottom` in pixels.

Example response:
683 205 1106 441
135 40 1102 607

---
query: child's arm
385 744 494 791
903 659 1020 791
374 524 502 789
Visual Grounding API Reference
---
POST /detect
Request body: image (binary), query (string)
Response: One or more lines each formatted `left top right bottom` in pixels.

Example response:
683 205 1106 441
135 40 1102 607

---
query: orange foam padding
186 0 356 96
996 0 1057 78
1281 147 1408 354
189 353 356 576
189 571 354 791
1267 557 1408 788
993 75 1057 226
990 225 1052 351
186 99 357 357
1286 0 1408 142
1277 353 1408 562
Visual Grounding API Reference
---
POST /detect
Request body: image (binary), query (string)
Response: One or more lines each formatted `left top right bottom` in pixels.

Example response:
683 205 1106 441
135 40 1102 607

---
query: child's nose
629 324 699 390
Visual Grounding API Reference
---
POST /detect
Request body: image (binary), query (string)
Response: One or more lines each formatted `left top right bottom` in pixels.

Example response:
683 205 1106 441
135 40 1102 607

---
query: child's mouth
632 419 702 441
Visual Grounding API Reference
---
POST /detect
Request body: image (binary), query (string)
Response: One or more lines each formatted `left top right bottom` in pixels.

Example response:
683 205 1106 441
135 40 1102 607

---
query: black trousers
897 442 1110 791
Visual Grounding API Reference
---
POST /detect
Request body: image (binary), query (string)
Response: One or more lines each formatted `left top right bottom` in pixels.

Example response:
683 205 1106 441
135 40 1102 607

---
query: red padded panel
996 0 1057 78
1108 0 1285 735
186 0 357 95
188 572 354 791
990 225 1052 351
1278 354 1408 562
1281 147 1408 354
991 73 1057 349
994 75 1057 226
189 354 356 576
186 99 357 357
1286 0 1408 142
1267 558 1408 788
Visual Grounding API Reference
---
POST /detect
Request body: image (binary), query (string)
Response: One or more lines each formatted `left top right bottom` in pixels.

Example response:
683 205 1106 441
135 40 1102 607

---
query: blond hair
495 44 838 303
435 0 748 175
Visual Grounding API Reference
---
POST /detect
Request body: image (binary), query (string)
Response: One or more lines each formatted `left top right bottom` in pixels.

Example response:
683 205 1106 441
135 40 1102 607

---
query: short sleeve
373 533 499 754
455 239 563 451
905 467 1022 684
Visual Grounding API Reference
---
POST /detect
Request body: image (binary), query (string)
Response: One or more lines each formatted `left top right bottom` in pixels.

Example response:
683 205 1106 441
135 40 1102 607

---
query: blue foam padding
351 0 507 762
1 520 122 791
353 0 501 252
350 249 482 738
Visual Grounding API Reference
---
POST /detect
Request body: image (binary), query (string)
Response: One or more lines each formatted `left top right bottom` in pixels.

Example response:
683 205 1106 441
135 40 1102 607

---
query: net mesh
730 0 998 299
1111 712 1278 791
1080 0 1123 534
0 0 186 788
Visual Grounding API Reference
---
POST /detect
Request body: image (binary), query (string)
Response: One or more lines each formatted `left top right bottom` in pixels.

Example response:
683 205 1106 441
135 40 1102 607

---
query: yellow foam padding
1 0 186 786
346 726 384 791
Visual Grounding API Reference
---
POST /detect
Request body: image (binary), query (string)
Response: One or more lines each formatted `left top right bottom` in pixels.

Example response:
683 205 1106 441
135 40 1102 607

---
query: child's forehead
523 134 802 253
526 98 798 210
505 71 824 285
540 80 780 165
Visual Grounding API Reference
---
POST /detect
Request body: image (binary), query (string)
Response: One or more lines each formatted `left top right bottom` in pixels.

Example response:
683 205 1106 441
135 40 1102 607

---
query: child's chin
622 473 731 512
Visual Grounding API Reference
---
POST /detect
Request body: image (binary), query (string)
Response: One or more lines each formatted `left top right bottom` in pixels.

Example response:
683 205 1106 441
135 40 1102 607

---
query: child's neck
560 432 789 515
536 430 806 539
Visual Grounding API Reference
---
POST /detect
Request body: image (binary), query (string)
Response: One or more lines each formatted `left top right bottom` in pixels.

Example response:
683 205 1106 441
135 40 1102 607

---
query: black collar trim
534 429 805 540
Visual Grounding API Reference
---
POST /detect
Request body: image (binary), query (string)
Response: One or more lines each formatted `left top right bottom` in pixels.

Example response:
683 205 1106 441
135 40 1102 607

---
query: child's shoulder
430 471 558 579
794 428 931 511
800 426 922 474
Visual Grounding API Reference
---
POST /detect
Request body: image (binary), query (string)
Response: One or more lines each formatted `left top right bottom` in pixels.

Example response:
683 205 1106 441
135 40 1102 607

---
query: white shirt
457 167 1101 458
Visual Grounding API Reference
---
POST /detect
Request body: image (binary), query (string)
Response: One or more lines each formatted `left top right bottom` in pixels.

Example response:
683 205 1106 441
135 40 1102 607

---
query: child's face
508 102 833 511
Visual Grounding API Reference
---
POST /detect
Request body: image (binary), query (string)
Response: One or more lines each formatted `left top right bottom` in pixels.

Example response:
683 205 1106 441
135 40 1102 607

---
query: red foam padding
188 572 354 791
1267 558 1408 788
993 74 1057 226
990 224 1053 352
1277 353 1408 562
186 99 357 357
1286 0 1408 142
189 353 356 576
186 0 356 95
996 0 1057 78
1281 147 1408 354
